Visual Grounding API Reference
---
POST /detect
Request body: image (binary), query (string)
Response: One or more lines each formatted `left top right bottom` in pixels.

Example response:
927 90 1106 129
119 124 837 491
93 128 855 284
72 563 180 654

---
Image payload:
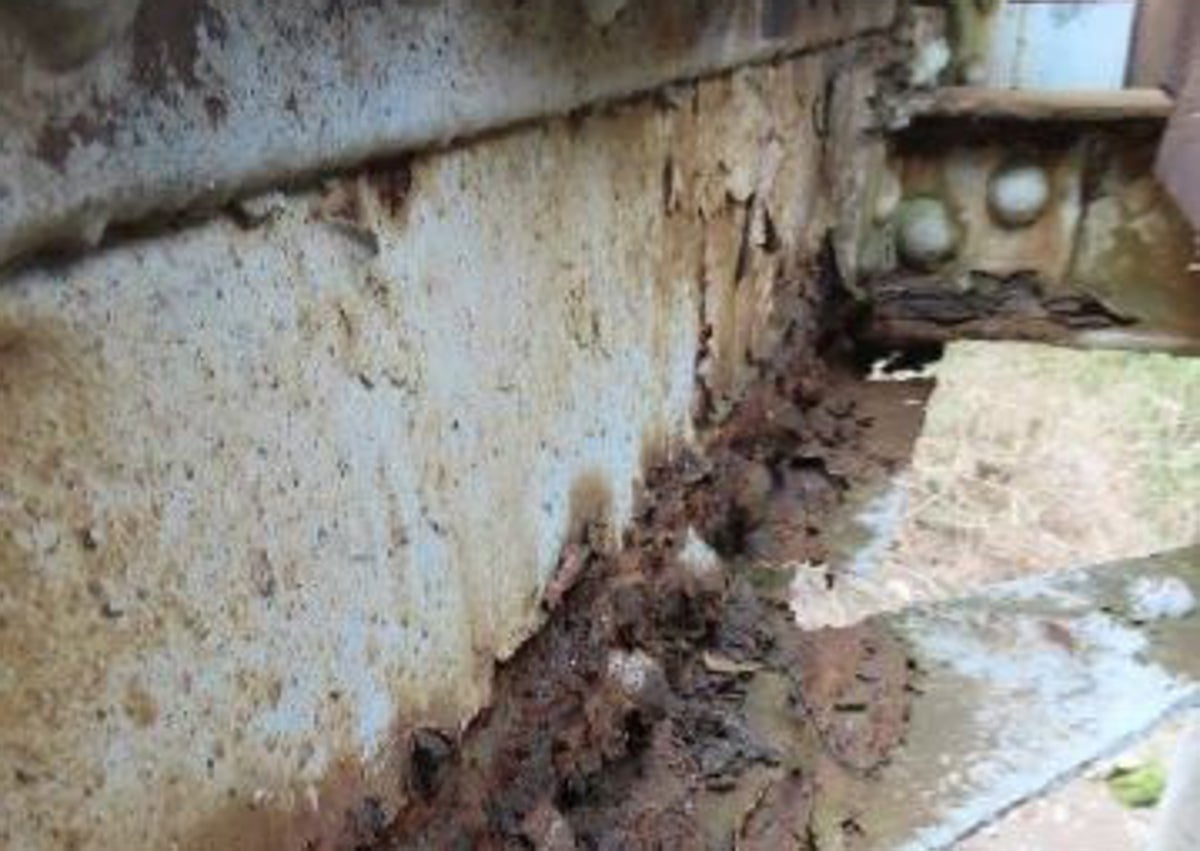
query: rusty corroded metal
858 93 1200 350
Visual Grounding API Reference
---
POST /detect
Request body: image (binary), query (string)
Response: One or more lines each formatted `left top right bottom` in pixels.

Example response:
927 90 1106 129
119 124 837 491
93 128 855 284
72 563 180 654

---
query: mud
360 272 928 850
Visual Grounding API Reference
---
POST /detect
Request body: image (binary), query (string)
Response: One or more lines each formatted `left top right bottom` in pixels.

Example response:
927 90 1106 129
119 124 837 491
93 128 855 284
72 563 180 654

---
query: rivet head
988 162 1050 228
896 197 960 271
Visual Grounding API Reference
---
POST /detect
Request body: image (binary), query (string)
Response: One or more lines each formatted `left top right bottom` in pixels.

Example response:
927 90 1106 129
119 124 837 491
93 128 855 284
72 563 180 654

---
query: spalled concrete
0 40 888 849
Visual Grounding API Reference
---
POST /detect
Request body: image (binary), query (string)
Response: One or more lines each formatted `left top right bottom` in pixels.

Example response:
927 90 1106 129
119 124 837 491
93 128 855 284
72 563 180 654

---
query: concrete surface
0 0 897 269
962 712 1196 851
855 547 1200 851
0 43 883 850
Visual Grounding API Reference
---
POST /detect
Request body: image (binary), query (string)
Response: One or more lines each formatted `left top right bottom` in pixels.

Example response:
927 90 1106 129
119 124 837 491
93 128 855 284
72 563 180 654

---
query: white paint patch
606 650 660 699
679 527 723 582
912 38 951 89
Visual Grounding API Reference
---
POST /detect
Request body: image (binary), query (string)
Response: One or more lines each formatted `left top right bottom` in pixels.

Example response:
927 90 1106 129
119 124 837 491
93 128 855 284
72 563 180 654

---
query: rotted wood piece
860 271 1132 348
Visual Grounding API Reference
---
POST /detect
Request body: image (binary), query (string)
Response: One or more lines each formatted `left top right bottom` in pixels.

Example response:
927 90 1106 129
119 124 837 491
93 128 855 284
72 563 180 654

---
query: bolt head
896 197 960 271
988 162 1050 228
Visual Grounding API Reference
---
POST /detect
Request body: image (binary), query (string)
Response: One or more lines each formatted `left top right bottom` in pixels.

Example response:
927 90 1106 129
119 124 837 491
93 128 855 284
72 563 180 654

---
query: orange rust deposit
352 291 927 850
159 262 931 851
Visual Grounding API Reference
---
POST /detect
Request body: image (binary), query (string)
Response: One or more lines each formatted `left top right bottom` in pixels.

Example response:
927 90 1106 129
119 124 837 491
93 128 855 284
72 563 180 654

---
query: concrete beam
0 0 897 269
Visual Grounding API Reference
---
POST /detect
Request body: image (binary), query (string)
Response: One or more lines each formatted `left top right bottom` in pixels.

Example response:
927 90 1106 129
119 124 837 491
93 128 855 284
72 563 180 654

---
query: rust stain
310 178 364 228
174 245 891 851
565 471 615 552
203 95 229 129
131 0 228 96
0 317 102 467
0 316 132 809
177 706 470 851
178 757 394 851
34 110 117 172
28 77 124 172
793 625 912 773
363 155 414 225
360 316 916 849
123 680 160 728
1041 620 1077 654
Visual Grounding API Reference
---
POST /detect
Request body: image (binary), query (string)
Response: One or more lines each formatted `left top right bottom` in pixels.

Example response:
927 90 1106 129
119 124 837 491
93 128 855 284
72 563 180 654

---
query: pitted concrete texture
0 50 880 851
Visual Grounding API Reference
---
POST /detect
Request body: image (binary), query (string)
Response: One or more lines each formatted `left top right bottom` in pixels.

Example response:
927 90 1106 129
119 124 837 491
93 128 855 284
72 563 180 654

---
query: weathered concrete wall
0 41 886 850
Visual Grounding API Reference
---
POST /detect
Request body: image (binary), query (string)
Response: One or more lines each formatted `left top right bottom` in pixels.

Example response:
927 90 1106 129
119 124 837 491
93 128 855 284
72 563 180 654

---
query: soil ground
882 341 1200 595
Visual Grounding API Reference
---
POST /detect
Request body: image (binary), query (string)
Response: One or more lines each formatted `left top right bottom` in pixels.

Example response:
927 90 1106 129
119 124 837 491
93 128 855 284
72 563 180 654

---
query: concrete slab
854 547 1200 850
